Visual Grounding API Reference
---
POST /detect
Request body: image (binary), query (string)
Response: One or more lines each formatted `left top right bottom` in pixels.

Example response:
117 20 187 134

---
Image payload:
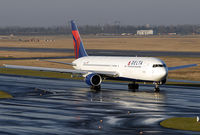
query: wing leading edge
3 64 119 77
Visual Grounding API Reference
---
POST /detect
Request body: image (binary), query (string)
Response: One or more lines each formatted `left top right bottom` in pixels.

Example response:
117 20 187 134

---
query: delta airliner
4 21 197 92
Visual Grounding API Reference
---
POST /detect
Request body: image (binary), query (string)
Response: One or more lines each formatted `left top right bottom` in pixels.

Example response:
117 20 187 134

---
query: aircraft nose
160 67 168 79
153 67 168 81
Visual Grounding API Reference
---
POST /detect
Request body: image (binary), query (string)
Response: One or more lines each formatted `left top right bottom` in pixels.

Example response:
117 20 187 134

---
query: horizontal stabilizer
39 59 76 66
168 64 198 71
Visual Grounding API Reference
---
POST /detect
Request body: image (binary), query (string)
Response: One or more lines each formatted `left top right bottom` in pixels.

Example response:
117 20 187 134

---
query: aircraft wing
168 79 200 84
168 64 198 71
3 64 119 77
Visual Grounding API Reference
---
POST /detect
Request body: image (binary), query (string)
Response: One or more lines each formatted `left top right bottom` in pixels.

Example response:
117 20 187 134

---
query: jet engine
85 74 102 86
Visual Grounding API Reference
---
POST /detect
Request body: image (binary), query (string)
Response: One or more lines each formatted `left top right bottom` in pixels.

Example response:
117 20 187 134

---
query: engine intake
85 74 102 86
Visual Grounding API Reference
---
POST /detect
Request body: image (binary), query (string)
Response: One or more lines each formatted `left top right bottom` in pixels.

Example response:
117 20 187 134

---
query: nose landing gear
154 82 160 92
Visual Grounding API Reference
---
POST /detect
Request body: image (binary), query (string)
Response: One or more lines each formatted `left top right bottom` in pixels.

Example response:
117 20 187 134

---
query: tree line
0 24 200 35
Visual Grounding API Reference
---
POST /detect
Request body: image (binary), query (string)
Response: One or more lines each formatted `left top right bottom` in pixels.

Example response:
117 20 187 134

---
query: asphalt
0 74 199 135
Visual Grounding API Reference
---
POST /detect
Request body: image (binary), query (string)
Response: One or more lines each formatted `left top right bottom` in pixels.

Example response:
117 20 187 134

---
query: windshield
153 64 166 68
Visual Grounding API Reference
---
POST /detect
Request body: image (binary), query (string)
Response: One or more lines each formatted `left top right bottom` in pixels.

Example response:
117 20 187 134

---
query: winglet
71 20 88 59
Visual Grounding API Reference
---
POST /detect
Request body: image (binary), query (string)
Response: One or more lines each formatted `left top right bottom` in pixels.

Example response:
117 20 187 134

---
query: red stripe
72 30 81 59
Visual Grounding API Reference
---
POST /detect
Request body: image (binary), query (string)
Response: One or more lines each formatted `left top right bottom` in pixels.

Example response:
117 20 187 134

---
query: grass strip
160 117 200 132
0 91 13 99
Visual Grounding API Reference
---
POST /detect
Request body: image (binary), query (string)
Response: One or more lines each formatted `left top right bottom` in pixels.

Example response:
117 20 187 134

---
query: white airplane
3 21 198 92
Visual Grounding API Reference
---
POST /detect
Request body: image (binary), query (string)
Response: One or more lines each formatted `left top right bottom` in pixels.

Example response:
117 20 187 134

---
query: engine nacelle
85 74 102 86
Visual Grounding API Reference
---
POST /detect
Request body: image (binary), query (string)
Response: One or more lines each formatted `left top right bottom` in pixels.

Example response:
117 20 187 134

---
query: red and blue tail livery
71 20 88 59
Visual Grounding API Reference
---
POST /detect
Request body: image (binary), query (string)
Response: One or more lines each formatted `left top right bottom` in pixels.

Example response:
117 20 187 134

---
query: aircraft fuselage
73 56 168 82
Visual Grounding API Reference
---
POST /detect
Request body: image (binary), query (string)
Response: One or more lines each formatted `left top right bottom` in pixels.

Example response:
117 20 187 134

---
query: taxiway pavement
0 75 199 134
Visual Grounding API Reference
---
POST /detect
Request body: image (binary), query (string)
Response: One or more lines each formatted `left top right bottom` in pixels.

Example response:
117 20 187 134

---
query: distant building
121 33 132 36
168 33 176 35
137 30 153 36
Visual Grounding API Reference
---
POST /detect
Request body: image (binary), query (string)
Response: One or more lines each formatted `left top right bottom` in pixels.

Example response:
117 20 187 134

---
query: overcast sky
0 0 200 27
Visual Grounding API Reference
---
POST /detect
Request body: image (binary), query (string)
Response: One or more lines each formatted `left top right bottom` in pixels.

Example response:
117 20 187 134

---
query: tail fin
71 20 88 59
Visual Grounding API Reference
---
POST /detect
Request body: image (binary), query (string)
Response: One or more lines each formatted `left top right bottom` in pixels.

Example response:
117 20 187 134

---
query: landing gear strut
154 83 160 92
128 82 139 91
90 85 101 91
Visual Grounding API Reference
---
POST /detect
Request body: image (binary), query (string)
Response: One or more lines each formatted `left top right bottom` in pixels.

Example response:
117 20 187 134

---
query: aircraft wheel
154 87 160 93
154 83 160 92
128 83 139 91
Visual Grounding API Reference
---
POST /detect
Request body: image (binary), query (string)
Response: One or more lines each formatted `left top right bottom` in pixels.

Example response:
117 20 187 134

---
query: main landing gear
90 85 101 91
128 82 161 92
90 82 161 92
128 82 139 91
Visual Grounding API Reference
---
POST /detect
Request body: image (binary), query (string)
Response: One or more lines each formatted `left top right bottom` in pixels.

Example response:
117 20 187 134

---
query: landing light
197 116 199 122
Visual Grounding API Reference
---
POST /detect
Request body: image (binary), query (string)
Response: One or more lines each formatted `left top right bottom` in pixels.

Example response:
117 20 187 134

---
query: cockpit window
153 64 166 68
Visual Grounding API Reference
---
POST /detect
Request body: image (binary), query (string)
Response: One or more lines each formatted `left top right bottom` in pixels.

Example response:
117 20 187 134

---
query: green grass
160 117 200 132
0 56 14 58
0 91 13 99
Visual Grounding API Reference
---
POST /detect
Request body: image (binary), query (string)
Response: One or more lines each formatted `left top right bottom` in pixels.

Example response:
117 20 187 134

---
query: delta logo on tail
71 21 88 59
